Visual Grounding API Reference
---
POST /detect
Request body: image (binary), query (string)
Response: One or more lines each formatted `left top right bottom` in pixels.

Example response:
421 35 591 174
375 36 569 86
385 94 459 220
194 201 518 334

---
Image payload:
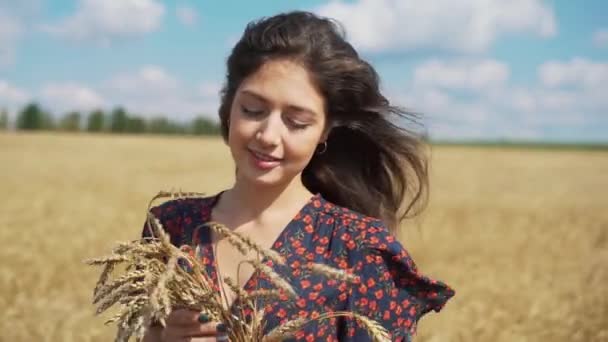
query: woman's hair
218 11 429 233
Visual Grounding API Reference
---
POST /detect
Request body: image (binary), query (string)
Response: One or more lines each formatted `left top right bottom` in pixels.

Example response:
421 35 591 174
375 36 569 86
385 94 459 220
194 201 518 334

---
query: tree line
0 102 221 136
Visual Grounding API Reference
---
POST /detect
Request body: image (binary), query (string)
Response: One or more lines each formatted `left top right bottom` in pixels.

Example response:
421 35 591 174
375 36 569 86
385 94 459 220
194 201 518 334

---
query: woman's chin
238 165 300 188
239 168 283 186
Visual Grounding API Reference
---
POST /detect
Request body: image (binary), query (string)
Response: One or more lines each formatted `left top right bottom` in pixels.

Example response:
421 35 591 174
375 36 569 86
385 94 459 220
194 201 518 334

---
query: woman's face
227 59 327 188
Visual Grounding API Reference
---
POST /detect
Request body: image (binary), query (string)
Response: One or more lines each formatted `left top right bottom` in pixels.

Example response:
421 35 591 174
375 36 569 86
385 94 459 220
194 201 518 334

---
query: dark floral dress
142 192 454 341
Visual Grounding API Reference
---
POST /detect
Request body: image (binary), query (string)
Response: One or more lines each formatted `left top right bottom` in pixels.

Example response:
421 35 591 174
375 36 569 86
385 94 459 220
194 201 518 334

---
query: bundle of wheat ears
86 191 390 342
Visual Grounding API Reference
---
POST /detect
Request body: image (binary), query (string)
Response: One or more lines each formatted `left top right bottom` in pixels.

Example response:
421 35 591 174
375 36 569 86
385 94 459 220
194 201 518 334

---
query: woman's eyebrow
241 89 318 117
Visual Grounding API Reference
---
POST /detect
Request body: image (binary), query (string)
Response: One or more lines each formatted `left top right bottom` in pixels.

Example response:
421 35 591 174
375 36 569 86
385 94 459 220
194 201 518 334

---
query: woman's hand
157 308 228 342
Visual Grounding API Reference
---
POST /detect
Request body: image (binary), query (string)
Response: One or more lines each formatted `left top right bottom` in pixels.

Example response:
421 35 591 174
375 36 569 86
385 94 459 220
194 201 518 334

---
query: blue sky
0 0 607 142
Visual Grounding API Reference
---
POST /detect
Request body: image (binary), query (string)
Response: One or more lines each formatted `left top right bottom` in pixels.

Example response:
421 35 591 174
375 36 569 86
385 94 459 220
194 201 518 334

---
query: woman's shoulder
141 192 219 244
312 194 391 242
312 195 454 336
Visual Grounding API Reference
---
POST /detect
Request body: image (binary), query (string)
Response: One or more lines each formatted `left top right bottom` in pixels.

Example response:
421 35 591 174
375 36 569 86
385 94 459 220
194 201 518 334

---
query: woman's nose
255 114 282 146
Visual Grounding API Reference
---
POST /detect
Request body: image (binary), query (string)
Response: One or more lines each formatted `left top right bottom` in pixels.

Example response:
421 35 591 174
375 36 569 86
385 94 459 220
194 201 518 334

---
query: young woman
143 11 454 342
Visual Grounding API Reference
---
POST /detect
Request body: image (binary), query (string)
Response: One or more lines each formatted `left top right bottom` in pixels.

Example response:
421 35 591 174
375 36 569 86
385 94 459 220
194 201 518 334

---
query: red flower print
340 232 351 241
374 289 384 300
359 297 368 307
346 240 356 250
369 300 377 311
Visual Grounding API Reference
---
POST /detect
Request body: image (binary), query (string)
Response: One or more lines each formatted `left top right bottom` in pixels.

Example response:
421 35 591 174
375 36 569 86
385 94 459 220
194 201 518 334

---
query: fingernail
216 322 228 333
198 312 210 323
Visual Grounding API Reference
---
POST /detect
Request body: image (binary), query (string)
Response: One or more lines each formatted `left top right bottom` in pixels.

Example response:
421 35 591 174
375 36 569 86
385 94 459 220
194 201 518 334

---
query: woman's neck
220 175 313 224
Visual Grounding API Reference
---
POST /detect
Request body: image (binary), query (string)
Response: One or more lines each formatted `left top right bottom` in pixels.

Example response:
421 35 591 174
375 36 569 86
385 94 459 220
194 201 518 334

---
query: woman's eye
241 105 264 116
287 119 309 130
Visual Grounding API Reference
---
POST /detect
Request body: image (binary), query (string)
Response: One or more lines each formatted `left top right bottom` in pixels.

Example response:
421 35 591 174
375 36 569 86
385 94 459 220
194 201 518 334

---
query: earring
316 141 327 154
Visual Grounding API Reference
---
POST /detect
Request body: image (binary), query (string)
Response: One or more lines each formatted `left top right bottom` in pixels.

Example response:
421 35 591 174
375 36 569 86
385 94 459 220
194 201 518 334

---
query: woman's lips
249 149 282 170
249 149 282 161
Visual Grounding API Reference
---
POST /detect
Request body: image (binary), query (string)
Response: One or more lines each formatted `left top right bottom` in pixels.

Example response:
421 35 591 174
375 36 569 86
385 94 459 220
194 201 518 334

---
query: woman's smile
248 148 283 170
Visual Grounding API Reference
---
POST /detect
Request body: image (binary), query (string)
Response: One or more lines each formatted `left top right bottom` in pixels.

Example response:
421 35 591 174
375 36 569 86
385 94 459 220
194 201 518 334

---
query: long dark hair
218 11 429 233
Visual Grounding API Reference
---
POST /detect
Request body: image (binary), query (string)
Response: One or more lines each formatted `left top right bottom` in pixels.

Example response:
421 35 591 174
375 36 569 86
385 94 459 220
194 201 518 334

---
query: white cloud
394 56 608 141
0 1 43 67
315 0 556 53
40 82 105 112
0 9 23 66
43 0 165 44
413 59 510 91
104 65 218 119
592 29 608 48
0 80 29 105
115 95 218 120
0 71 219 120
108 65 178 94
199 81 221 97
176 5 199 27
538 58 608 89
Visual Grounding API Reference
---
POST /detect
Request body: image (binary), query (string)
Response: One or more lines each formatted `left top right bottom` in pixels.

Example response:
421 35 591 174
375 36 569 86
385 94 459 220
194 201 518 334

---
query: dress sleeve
344 220 454 341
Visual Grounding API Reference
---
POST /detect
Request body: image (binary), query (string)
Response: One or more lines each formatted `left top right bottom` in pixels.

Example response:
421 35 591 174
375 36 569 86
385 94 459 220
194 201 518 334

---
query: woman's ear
321 130 330 143
320 119 335 142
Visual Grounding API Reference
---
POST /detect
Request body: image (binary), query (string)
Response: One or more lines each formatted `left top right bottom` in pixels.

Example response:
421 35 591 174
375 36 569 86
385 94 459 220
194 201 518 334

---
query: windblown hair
218 11 429 232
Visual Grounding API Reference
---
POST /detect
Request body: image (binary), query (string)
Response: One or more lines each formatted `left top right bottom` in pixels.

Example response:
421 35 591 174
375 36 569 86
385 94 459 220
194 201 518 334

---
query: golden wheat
2 132 606 341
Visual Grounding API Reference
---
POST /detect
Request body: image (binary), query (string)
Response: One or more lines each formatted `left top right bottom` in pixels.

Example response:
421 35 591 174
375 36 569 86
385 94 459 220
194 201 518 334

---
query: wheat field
1 132 606 342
